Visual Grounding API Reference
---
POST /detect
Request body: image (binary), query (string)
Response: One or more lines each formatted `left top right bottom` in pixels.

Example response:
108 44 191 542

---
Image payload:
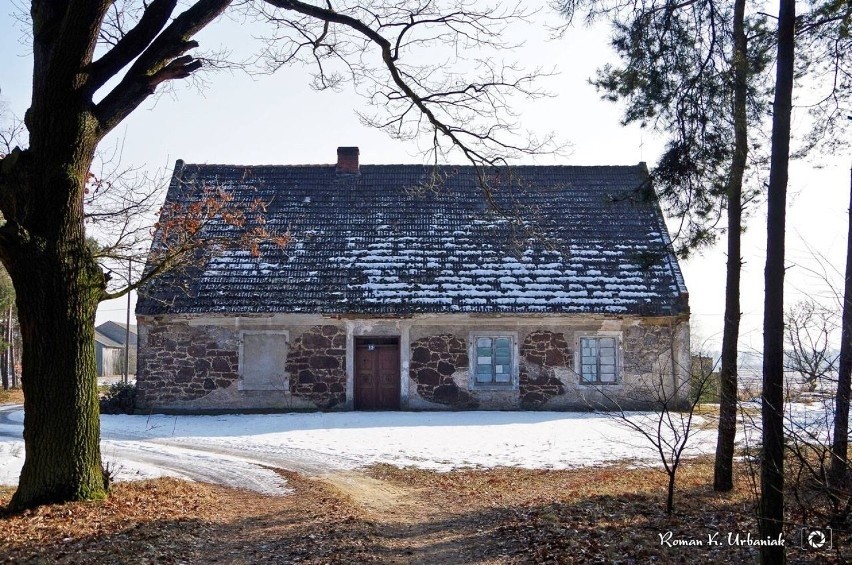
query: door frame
354 336 401 410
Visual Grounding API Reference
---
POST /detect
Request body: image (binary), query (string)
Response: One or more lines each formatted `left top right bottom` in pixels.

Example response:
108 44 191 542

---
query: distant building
95 330 123 377
95 322 137 377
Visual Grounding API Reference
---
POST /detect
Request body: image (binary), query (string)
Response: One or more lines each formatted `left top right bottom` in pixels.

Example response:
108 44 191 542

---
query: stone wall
286 325 347 409
408 334 477 408
619 320 683 406
136 323 240 409
136 318 348 412
136 314 689 412
407 329 576 410
623 322 676 375
519 330 571 409
404 318 689 411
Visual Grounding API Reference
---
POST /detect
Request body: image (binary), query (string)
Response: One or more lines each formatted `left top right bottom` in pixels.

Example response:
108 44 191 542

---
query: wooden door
355 339 400 410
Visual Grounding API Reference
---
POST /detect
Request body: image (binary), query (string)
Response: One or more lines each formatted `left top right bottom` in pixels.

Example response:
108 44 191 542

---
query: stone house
135 147 690 412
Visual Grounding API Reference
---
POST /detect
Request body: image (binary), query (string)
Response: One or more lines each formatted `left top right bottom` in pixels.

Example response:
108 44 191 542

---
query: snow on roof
137 163 688 316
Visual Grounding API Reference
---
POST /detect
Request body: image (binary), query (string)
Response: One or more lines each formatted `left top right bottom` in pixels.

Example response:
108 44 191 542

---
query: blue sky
1 3 849 352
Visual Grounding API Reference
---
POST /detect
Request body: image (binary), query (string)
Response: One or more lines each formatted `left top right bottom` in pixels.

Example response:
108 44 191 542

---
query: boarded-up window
240 332 289 391
580 337 619 384
474 336 513 385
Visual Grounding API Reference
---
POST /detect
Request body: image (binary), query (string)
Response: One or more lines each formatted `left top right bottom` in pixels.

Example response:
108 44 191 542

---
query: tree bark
1 26 107 509
760 0 795 562
830 163 852 488
0 0 234 510
7 307 14 389
1 120 107 509
1 113 106 509
8 248 105 510
714 0 748 492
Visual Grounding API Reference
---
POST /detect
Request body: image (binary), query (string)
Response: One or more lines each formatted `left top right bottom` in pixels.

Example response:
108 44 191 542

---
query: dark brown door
355 339 400 410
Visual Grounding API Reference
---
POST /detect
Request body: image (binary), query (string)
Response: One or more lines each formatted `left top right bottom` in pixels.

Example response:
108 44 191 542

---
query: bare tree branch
88 0 180 93
94 0 233 135
259 0 559 178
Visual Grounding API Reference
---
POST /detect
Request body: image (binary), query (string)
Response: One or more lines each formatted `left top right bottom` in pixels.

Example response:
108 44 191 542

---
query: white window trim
575 332 623 386
468 331 519 390
238 330 290 391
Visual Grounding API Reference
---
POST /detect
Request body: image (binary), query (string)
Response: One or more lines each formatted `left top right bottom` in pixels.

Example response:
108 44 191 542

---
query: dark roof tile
137 163 688 316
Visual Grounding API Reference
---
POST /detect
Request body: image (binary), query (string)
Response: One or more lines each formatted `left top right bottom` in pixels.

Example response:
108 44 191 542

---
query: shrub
99 382 136 415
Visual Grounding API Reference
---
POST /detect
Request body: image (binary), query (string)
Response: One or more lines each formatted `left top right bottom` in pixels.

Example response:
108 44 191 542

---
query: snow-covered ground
0 402 827 495
0 405 723 494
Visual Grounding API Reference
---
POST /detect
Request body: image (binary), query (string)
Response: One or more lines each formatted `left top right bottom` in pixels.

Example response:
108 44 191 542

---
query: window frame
576 334 622 385
238 330 290 391
468 331 519 390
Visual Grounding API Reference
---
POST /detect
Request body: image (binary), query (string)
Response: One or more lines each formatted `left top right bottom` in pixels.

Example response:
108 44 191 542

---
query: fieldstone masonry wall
136 314 689 412
618 321 683 406
409 335 477 408
286 325 347 409
405 319 688 410
137 319 348 411
136 323 240 408
623 322 676 375
519 330 571 408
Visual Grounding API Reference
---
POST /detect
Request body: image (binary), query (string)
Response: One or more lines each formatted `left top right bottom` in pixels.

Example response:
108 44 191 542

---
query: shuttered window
474 336 513 385
580 337 619 384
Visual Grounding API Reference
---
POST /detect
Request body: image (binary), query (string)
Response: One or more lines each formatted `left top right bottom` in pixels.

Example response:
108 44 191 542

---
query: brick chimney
336 146 359 174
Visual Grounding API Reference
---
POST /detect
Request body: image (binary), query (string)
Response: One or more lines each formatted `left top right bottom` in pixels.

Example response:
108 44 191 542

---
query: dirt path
6 460 832 564
321 471 416 516
319 470 473 562
173 464 521 564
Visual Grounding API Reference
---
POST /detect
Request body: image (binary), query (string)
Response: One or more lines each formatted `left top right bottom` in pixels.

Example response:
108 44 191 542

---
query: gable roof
96 321 138 345
137 159 688 317
94 330 123 349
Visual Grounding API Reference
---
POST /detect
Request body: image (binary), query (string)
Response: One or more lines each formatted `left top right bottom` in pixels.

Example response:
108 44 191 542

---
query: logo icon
801 527 832 551
808 530 826 548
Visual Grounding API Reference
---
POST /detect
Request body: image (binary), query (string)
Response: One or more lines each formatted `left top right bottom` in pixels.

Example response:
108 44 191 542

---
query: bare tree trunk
4 306 11 388
667 466 678 514
2 79 107 510
760 1 796 562
714 0 748 492
830 163 852 488
0 0 239 511
7 245 105 511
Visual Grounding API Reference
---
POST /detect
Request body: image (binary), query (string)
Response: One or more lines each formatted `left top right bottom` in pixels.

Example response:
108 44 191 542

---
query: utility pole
124 259 131 384
1 308 7 391
8 305 16 389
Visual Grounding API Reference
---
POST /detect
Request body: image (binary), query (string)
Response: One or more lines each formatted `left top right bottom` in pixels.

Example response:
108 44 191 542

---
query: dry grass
0 479 228 563
0 388 23 405
0 459 848 563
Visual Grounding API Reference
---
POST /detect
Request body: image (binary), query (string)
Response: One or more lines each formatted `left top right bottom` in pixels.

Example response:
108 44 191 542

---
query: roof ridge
179 162 647 169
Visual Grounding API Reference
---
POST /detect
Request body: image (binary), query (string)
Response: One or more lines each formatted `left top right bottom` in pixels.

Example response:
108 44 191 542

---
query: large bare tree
0 0 548 511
